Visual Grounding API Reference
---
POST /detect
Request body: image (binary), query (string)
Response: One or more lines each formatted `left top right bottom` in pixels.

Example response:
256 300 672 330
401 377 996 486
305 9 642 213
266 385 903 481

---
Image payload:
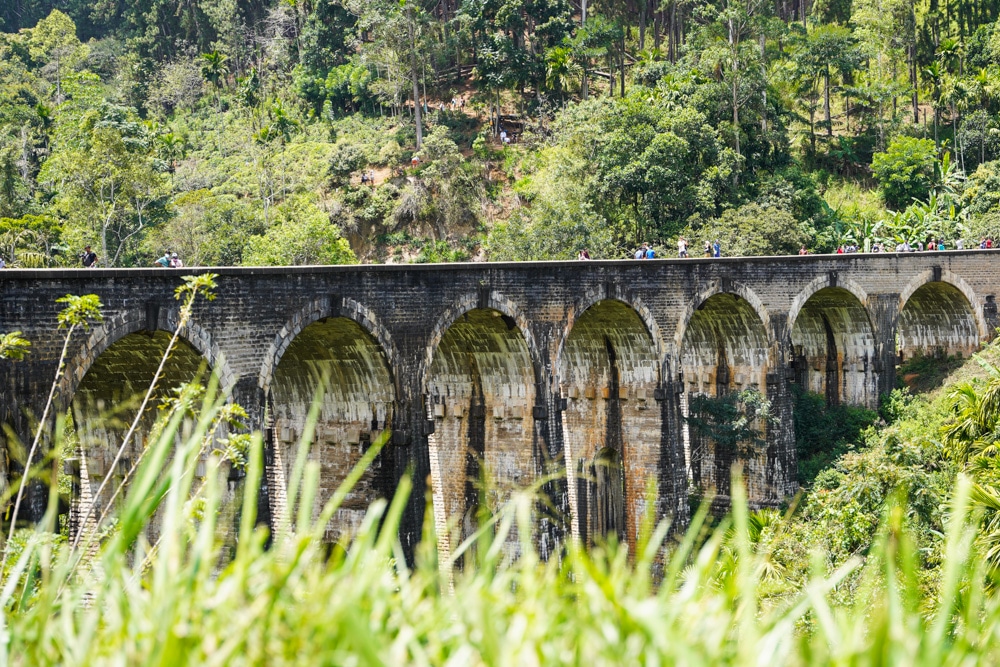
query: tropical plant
1 293 102 572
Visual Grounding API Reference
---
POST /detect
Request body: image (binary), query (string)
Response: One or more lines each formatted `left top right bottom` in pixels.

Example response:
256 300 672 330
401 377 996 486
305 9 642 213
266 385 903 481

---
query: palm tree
922 62 943 146
200 50 229 109
941 77 969 171
545 45 581 104
942 370 1000 463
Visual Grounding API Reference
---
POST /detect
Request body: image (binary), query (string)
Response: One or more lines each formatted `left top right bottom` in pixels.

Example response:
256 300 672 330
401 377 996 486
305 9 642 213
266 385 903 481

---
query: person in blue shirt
712 240 721 257
645 244 655 259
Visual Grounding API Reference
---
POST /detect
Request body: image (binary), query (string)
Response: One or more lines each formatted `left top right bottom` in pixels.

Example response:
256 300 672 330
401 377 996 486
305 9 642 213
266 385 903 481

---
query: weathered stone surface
1 251 997 554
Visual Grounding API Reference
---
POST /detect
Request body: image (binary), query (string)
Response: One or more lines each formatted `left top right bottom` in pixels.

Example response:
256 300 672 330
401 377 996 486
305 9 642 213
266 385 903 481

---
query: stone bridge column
396 362 428 562
870 294 900 399
227 376 269 536
536 324 567 561
660 359 689 523
767 313 798 504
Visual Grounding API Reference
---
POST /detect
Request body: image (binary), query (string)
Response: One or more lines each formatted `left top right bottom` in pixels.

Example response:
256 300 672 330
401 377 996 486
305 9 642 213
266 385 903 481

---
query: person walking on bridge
80 246 98 268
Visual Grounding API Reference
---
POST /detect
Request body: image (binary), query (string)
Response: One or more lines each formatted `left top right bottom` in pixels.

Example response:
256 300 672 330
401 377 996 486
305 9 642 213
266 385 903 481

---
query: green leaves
54 293 103 330
242 194 357 266
40 102 170 267
872 137 939 210
175 272 218 303
0 331 30 360
199 50 229 88
687 388 777 460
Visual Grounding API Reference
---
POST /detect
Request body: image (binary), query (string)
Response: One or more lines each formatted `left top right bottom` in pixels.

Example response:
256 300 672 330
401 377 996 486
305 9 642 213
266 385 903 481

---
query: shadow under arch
60 308 232 412
787 274 871 335
67 323 217 543
420 290 544 395
258 296 397 545
673 281 773 366
789 286 878 409
422 302 539 567
677 288 771 503
258 296 397 398
557 298 663 553
898 271 987 360
556 287 666 377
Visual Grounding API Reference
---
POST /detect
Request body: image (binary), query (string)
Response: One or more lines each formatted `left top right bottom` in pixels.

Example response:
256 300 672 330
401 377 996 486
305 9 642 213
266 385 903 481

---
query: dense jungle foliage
6 0 1000 265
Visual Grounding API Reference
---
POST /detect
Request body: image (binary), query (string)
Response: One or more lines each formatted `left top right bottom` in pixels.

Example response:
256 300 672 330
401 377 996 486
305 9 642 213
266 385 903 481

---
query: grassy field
3 386 1000 666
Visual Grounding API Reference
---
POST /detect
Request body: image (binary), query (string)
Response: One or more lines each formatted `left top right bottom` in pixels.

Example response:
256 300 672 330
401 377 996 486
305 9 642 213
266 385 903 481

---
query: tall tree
693 0 770 186
349 0 432 148
39 102 169 266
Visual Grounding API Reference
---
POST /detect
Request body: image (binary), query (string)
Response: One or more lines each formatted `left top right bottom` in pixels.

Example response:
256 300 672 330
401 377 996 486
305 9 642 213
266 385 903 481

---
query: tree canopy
3 0 1000 266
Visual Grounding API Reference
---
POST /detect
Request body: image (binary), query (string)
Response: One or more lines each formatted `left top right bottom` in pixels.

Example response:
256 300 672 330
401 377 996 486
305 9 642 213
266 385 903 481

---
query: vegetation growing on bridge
7 2 1000 265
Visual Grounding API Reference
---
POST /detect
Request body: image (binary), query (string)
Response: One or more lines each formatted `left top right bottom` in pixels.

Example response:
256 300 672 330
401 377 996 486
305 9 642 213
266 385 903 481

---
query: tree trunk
639 0 647 50
408 4 423 150
654 4 661 50
669 1 677 63
761 34 768 134
810 104 816 153
621 38 626 97
581 0 589 99
730 18 740 187
733 74 741 186
824 67 831 136
934 95 939 147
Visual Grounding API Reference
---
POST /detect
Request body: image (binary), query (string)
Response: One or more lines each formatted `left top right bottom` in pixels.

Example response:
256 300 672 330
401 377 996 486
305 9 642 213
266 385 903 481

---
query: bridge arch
677 285 772 502
898 271 986 360
258 296 397 397
557 297 663 551
789 285 878 408
64 309 225 541
61 308 232 409
557 286 666 368
420 291 543 393
422 293 540 565
260 296 397 544
787 274 870 335
673 281 772 360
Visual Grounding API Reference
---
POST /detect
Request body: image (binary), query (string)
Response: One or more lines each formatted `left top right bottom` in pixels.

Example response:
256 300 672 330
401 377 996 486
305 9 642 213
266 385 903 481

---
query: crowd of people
4 235 997 269
571 235 996 261
154 251 184 268
622 238 722 260
835 237 995 254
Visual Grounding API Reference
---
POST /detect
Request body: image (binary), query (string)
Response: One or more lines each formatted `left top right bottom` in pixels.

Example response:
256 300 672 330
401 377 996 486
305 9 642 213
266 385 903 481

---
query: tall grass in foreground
3 391 1000 666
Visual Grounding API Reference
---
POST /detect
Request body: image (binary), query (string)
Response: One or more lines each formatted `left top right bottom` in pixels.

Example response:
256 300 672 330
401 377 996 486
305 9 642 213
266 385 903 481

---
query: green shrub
242 194 355 266
791 386 878 485
872 137 938 210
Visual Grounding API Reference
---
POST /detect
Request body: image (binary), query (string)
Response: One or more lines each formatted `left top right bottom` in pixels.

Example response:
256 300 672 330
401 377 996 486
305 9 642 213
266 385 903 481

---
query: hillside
4 2 1000 267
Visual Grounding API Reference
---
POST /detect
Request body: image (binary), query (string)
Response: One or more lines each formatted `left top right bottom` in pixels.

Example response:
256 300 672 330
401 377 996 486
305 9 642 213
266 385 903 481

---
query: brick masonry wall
2 250 1000 553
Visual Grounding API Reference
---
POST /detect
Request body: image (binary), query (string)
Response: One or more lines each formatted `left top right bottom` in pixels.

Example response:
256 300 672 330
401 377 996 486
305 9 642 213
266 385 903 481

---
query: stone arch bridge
1 252 997 557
